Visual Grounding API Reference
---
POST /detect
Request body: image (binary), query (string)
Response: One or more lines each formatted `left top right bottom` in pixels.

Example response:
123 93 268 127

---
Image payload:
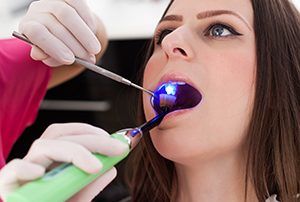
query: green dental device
6 112 166 202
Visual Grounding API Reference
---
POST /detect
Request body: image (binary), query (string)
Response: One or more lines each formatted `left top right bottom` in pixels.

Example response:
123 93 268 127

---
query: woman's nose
161 27 195 60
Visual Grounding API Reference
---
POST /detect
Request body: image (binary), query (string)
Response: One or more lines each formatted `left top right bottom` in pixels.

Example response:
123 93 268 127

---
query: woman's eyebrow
160 10 252 31
160 15 183 23
197 10 252 31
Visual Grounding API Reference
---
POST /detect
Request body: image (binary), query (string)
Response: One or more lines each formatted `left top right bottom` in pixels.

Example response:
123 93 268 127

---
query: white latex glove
19 0 101 67
0 123 128 202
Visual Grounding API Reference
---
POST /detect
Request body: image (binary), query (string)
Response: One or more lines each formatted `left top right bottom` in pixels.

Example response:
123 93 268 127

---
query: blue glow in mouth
151 81 202 114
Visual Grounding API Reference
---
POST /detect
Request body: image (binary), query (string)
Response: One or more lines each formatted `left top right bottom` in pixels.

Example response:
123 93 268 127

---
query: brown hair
127 0 300 201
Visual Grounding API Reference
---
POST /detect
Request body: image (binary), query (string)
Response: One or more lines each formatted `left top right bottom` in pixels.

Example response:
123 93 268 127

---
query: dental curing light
6 83 202 202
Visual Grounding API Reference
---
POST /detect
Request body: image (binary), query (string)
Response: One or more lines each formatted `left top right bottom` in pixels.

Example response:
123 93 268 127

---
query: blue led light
165 84 177 95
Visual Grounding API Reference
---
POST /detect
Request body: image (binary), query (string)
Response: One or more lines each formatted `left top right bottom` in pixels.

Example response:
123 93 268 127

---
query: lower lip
157 107 195 128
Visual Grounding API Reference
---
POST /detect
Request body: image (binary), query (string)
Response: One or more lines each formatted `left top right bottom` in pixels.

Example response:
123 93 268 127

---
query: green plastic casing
5 133 130 202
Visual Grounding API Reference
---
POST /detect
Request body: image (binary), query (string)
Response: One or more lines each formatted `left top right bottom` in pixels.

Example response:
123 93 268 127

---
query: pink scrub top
0 38 51 169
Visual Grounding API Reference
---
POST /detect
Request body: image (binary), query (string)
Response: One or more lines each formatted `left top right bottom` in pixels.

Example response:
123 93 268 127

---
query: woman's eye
206 24 242 38
155 29 173 45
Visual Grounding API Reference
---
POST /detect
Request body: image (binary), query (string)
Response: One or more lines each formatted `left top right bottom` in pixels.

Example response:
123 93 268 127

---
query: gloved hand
0 123 128 202
19 0 102 67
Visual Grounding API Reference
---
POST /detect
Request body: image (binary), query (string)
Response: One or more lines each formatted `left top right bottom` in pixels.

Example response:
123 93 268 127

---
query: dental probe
12 31 154 97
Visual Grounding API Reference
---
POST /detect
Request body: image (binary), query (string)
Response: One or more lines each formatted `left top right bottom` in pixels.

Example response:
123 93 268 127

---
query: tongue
151 81 202 114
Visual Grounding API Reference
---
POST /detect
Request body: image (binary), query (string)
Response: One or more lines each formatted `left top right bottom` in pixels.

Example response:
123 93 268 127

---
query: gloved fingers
19 21 75 64
29 0 100 54
30 46 49 61
0 159 45 200
42 57 66 67
24 139 102 173
31 13 95 63
58 134 129 156
64 0 97 33
51 1 100 55
66 167 117 202
40 123 110 139
19 0 101 58
42 54 95 67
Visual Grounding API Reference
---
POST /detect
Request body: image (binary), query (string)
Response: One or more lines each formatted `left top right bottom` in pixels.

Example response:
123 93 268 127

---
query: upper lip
153 72 197 92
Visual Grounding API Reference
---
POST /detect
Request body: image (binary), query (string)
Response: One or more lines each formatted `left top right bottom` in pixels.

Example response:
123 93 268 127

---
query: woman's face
143 0 256 164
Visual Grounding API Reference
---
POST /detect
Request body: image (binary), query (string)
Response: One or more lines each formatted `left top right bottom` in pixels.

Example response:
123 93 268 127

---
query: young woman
129 0 300 201
1 0 299 202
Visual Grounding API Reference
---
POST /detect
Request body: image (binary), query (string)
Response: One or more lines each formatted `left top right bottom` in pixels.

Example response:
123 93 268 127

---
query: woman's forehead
166 0 253 25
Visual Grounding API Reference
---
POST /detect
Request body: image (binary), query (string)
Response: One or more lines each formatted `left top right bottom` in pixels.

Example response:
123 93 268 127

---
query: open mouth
151 81 202 114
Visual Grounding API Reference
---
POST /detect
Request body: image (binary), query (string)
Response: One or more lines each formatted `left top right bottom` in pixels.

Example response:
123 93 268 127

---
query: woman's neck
174 151 258 202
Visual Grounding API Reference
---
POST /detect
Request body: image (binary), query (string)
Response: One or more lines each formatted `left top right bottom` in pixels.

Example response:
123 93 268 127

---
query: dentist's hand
0 123 128 202
19 0 102 67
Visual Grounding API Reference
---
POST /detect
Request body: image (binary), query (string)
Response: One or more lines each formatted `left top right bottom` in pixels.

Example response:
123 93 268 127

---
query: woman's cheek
143 54 163 88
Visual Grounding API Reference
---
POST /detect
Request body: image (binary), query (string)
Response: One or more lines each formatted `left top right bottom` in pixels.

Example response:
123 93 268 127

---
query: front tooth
171 81 186 85
159 94 176 108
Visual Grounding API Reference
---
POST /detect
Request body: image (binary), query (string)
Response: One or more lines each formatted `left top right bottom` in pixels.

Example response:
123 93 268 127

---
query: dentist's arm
19 0 108 89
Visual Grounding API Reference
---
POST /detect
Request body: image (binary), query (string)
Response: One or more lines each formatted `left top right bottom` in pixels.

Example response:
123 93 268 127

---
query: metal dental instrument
12 31 155 97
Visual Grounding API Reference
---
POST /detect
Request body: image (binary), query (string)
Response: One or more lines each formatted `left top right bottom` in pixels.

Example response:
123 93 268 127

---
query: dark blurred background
8 39 150 202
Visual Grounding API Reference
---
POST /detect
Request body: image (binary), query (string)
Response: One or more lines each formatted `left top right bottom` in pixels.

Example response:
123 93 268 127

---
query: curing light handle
5 131 136 202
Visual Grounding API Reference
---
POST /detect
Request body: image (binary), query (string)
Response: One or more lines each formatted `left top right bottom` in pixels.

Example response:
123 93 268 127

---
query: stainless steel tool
12 31 154 97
